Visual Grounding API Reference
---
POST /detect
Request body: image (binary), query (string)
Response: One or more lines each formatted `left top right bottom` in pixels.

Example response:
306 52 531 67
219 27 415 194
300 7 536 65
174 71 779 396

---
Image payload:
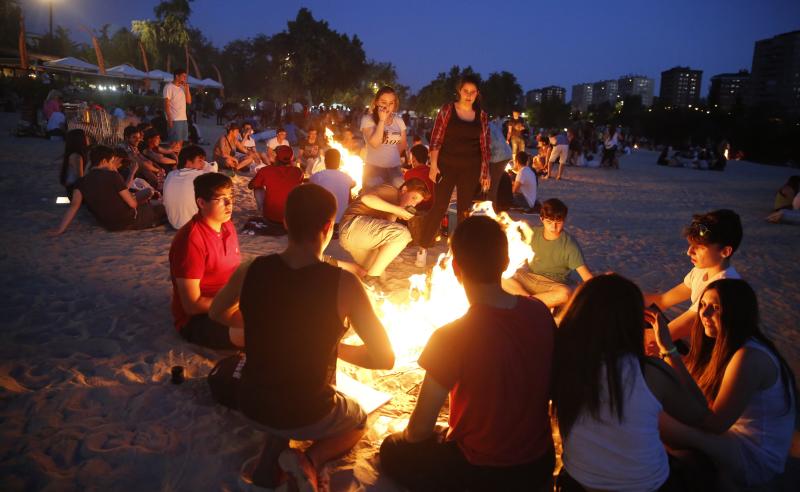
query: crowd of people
45 70 797 492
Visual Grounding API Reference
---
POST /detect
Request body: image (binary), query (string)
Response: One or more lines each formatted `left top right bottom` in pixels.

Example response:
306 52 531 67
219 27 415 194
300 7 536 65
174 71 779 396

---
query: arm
428 148 440 182
208 261 252 329
642 357 710 426
118 189 138 209
164 97 172 128
125 161 139 189
403 373 449 442
575 265 593 282
69 154 85 179
145 149 177 166
397 129 408 160
644 282 691 311
183 83 192 105
50 189 83 235
336 272 395 369
667 309 696 341
175 278 214 315
361 193 413 221
362 119 387 149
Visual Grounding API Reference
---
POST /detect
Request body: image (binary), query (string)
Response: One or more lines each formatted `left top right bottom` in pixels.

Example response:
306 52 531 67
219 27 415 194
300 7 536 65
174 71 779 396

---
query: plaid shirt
429 103 492 183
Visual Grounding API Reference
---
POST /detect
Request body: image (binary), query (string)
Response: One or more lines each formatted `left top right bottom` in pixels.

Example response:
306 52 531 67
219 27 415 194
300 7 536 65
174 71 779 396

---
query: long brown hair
553 274 645 438
370 86 398 125
686 279 796 411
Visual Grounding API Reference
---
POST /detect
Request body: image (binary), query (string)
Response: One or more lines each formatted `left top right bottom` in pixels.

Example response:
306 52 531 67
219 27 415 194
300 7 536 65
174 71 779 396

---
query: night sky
20 0 800 95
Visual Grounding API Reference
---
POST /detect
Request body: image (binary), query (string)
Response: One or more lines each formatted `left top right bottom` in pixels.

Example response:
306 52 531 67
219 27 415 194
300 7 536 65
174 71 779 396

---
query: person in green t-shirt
502 198 593 308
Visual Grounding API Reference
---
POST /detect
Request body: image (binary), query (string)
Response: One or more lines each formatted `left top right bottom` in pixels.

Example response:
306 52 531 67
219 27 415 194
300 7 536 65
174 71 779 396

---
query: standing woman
360 86 407 190
601 126 618 168
419 74 491 248
60 129 89 198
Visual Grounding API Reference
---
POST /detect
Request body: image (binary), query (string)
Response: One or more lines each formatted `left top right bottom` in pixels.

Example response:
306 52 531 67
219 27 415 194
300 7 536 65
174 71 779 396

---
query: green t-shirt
527 226 585 283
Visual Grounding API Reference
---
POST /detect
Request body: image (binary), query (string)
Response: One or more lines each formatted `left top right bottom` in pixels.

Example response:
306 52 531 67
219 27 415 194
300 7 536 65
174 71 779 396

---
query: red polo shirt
418 296 556 466
251 165 304 223
169 214 241 329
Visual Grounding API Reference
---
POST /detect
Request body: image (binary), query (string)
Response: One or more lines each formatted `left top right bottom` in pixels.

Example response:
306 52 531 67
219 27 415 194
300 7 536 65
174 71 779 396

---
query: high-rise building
708 70 750 111
526 89 542 106
540 86 566 103
618 75 655 107
592 79 619 106
659 66 702 108
749 30 800 115
571 83 593 112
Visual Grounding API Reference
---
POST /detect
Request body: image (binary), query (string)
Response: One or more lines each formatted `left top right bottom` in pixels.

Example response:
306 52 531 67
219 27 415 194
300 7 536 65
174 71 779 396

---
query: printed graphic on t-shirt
382 130 402 145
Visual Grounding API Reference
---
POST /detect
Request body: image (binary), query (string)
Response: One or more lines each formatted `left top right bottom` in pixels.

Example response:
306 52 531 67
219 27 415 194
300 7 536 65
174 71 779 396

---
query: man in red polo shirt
248 145 304 225
379 216 556 491
169 172 242 349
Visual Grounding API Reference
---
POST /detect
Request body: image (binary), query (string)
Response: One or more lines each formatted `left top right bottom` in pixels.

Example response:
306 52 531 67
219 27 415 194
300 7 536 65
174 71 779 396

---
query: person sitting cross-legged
214 122 256 172
163 145 216 229
169 173 243 349
209 184 395 491
248 145 304 227
380 216 557 491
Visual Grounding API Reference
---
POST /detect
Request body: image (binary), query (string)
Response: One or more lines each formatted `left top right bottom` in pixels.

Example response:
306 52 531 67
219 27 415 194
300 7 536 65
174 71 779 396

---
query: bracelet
659 346 678 359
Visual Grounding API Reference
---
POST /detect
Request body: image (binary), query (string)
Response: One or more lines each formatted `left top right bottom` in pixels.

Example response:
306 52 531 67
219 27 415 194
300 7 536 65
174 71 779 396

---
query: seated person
339 178 429 288
239 122 268 166
209 184 395 491
655 279 796 490
51 146 166 235
531 135 551 176
120 125 163 190
510 151 538 211
163 145 215 229
340 128 362 154
169 172 243 349
46 110 66 138
300 128 325 176
142 129 178 170
657 145 672 166
248 145 303 225
553 274 710 492
214 122 256 171
380 216 556 491
772 175 800 211
402 144 434 211
644 209 742 342
266 128 290 164
309 148 356 226
502 198 593 308
60 129 89 198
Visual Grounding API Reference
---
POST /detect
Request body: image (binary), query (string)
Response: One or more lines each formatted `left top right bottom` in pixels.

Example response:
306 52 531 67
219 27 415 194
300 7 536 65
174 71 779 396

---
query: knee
378 432 405 475
554 285 572 305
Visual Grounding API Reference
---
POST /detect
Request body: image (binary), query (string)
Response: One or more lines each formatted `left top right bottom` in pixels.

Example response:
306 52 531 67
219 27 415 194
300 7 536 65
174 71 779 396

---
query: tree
0 0 21 49
132 0 194 71
481 71 522 116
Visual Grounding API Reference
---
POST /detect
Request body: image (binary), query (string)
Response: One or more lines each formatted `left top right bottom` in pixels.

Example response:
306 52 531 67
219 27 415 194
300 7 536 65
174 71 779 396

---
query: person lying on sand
209 184 395 491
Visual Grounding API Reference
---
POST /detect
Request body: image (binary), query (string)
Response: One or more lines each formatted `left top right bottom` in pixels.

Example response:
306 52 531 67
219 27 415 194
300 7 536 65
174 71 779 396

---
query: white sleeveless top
563 355 669 492
728 339 795 485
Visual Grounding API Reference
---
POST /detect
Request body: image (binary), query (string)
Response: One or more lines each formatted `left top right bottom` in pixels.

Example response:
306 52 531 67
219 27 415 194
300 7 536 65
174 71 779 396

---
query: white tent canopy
187 75 204 86
43 57 99 72
200 78 223 89
106 64 148 79
146 69 173 82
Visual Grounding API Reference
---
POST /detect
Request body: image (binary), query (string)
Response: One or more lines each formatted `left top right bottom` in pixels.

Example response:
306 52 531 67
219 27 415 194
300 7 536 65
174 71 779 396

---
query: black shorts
179 314 237 350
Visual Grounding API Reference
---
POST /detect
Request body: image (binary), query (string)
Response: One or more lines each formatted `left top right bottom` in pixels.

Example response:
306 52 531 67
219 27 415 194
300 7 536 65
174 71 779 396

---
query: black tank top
238 254 344 429
439 105 482 171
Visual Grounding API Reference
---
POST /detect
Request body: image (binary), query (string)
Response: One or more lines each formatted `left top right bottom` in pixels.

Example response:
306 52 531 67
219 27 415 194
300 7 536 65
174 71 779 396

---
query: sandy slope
0 114 797 490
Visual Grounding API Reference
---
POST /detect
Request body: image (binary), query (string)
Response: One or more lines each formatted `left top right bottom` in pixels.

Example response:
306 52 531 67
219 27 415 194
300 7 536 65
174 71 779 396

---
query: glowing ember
325 127 364 196
340 202 535 412
724 148 729 160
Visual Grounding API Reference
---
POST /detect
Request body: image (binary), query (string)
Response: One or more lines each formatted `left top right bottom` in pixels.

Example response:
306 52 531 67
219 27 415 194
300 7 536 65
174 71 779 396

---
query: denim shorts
168 120 189 143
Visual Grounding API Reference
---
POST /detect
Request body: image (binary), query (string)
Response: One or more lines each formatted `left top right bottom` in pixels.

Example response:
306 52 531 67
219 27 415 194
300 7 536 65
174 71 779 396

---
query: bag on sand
207 352 246 410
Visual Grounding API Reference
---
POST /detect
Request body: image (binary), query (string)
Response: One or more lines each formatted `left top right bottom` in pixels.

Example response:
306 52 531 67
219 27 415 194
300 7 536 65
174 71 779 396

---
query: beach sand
1 113 798 490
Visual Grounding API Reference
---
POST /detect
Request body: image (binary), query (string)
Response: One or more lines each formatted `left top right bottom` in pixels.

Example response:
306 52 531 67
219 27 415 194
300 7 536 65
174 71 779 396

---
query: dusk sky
20 0 800 96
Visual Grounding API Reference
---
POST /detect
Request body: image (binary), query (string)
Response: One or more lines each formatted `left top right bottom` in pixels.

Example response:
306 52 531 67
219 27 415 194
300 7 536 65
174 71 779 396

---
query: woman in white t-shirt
553 274 710 492
655 279 796 489
360 86 407 190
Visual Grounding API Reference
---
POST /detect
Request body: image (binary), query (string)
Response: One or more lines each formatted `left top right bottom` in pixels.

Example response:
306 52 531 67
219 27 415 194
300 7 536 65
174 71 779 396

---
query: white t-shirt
47 111 66 131
163 168 208 229
267 136 290 150
310 169 355 224
683 265 741 311
360 114 406 168
240 135 256 150
163 83 187 121
515 166 538 206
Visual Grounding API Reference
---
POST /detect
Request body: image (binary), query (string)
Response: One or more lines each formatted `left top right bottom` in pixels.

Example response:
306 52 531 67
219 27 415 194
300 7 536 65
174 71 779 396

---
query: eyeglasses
210 196 234 206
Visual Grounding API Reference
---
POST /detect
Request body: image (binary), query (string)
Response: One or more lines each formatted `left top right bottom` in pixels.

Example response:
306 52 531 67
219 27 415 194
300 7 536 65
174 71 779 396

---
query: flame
341 201 535 411
724 148 729 160
325 127 363 196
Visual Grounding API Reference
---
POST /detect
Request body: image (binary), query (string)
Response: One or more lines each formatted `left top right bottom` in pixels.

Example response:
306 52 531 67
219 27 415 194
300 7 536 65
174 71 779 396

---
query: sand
0 113 798 491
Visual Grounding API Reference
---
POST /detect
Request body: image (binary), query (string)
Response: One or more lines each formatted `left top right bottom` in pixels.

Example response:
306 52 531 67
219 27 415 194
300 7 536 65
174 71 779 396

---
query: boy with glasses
502 198 593 309
644 209 742 342
169 173 243 349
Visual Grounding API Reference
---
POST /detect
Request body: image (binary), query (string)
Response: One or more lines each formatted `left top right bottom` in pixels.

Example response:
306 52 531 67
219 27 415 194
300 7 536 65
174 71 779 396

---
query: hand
339 260 366 278
395 207 414 221
428 166 439 182
645 308 673 353
766 211 782 223
129 160 139 176
377 105 390 123
168 119 174 128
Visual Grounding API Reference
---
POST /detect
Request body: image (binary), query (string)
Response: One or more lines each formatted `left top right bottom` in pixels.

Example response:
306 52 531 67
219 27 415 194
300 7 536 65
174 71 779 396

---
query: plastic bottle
415 248 427 268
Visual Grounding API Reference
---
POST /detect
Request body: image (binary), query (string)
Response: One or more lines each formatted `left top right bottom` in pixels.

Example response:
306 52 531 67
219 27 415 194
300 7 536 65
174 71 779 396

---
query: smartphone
644 303 669 329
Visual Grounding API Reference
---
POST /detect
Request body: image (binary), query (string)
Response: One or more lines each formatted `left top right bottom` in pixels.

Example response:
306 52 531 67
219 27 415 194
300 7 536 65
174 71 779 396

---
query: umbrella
43 57 99 72
200 78 224 89
146 69 174 82
107 64 148 79
187 75 204 86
